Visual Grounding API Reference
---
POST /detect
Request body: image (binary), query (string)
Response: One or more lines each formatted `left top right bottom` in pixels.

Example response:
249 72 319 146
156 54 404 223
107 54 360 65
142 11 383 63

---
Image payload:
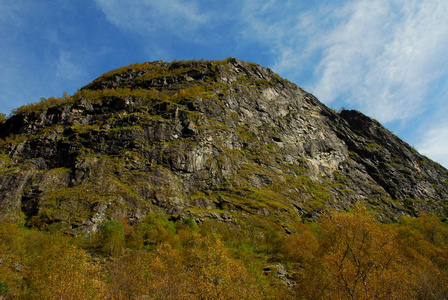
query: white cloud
239 0 448 124
358 0 448 123
318 0 448 123
311 0 394 105
417 124 448 168
94 0 213 40
415 100 448 169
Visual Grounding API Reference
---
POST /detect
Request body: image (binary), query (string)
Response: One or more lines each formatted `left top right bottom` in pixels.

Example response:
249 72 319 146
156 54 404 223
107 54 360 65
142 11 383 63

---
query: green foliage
184 216 198 231
97 220 125 255
144 213 176 233
0 280 10 296
0 154 13 170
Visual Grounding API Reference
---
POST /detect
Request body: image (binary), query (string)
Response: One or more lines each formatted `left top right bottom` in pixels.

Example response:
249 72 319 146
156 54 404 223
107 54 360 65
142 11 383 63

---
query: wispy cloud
417 124 448 168
55 51 85 81
94 0 213 41
240 0 448 124
0 1 25 27
312 0 448 123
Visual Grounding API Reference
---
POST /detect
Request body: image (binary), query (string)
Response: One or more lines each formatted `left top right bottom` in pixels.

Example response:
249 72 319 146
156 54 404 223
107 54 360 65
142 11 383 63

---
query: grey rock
0 58 447 232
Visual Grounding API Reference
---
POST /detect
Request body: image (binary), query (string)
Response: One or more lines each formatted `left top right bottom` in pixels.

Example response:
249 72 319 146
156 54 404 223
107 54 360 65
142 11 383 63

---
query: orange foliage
293 208 411 299
1 208 448 299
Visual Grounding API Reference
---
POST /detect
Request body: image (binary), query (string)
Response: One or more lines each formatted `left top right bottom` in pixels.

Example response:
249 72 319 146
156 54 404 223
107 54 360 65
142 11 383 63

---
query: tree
394 214 448 298
97 220 125 255
106 232 261 299
296 207 415 299
174 232 260 299
13 230 106 299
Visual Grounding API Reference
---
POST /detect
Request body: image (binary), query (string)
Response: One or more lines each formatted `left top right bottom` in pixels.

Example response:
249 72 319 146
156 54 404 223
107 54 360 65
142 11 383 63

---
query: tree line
1 206 447 299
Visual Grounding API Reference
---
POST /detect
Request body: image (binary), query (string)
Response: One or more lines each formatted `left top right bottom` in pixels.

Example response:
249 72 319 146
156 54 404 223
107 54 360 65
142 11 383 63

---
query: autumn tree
394 214 448 298
0 222 105 299
106 231 261 299
22 232 106 300
295 207 415 299
0 222 27 299
96 220 126 255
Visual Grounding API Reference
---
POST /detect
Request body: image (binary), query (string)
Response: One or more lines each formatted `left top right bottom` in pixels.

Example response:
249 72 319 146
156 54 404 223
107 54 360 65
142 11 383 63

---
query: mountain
0 58 447 234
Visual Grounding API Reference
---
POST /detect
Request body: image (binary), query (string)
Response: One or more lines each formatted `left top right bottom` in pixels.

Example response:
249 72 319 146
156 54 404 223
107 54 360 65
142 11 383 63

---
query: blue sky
1 0 447 168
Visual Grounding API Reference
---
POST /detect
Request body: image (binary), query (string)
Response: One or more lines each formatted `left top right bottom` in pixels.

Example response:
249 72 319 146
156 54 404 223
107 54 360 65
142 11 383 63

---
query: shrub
0 280 10 296
184 216 198 231
98 220 125 255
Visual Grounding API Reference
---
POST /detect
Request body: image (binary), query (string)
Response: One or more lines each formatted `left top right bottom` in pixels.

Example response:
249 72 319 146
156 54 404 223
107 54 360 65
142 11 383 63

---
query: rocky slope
0 58 447 233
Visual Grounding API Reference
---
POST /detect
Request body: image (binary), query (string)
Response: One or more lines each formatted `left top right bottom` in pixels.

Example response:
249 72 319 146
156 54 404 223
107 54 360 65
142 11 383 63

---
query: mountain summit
1 58 447 233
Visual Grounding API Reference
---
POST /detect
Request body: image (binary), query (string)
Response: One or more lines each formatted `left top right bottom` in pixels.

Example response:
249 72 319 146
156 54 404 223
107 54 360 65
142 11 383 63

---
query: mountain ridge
0 58 447 233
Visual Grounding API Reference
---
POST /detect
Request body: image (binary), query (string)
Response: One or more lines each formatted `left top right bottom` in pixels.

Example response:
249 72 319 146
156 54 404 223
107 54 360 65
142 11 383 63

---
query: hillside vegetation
1 207 448 299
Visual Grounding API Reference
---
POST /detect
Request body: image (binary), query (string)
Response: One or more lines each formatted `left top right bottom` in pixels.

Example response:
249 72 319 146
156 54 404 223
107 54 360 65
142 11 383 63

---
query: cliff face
0 58 447 233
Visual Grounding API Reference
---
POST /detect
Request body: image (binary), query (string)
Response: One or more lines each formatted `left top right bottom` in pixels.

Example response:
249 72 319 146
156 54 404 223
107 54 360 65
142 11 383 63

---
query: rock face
0 58 447 232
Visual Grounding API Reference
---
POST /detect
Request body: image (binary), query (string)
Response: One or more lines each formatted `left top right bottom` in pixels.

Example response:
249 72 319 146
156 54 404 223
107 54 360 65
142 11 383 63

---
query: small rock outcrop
0 58 447 233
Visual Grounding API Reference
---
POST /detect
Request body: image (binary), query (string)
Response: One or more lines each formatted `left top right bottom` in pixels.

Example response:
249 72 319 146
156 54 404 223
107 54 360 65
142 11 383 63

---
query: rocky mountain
0 58 447 233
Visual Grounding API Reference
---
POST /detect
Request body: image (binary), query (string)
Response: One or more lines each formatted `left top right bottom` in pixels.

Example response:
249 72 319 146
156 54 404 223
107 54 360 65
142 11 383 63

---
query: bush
0 280 10 296
98 220 125 255
184 216 198 231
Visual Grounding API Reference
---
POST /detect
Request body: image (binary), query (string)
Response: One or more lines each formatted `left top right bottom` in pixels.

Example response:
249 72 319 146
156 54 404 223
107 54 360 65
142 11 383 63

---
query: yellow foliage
1 207 448 299
11 93 73 115
294 207 415 299
106 232 261 299
282 223 318 266
0 222 27 298
0 223 106 299
181 233 261 299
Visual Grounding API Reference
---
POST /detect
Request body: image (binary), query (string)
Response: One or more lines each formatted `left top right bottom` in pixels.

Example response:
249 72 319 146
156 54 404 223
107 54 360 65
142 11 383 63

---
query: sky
1 0 447 168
